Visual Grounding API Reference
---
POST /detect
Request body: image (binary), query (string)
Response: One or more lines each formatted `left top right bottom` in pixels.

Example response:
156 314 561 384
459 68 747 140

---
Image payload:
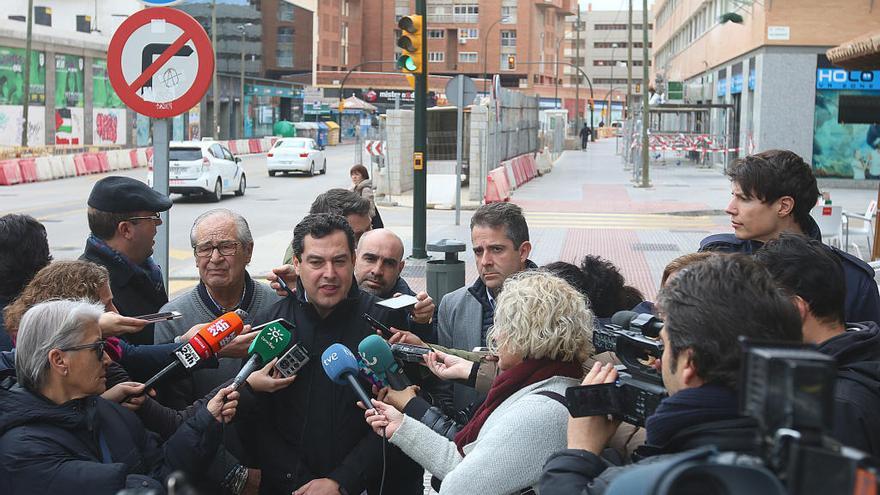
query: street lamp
237 22 252 139
606 43 619 125
482 16 511 93
554 36 563 110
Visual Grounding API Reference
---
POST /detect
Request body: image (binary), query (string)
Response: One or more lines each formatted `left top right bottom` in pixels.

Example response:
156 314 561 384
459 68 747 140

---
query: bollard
425 239 467 304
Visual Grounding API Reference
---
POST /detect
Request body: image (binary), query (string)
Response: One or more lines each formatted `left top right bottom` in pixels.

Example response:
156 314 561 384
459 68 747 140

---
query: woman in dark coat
350 164 384 229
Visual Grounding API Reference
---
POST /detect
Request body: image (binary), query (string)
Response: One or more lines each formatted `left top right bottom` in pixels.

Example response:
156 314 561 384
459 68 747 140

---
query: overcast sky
579 0 655 11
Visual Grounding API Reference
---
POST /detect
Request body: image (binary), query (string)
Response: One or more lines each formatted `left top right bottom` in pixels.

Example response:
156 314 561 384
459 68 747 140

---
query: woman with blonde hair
365 270 594 494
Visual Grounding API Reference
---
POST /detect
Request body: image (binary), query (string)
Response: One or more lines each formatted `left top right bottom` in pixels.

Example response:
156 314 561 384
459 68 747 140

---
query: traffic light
397 15 423 74
507 55 515 70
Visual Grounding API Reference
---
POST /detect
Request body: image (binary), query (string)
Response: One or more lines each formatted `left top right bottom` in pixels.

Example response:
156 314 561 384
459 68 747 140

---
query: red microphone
141 309 248 390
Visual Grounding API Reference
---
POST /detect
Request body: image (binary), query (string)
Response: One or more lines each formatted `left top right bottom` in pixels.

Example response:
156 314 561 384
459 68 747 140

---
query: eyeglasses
59 339 107 360
125 213 161 224
194 241 241 258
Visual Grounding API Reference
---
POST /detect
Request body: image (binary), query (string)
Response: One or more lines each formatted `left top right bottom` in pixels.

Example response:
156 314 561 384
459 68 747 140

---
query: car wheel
269 170 276 177
235 174 246 196
210 178 222 202
322 159 327 174
308 161 315 177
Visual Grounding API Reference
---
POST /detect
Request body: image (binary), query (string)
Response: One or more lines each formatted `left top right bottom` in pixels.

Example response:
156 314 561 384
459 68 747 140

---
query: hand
567 362 622 454
409 291 435 325
376 385 419 410
363 399 404 438
425 350 474 381
98 312 148 337
181 323 206 343
292 477 340 495
268 264 297 298
387 327 427 348
102 382 146 411
242 468 261 495
218 325 258 359
246 357 297 393
207 386 240 423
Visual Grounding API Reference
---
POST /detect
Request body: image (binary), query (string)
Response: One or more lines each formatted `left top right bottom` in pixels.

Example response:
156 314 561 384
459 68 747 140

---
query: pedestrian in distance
350 164 384 229
579 124 592 150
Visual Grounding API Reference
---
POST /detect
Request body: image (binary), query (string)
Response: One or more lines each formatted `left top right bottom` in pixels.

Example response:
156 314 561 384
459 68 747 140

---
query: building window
500 30 516 47
278 2 294 21
341 23 349 65
276 47 294 68
342 0 350 17
501 6 516 22
428 29 445 39
429 52 445 62
34 6 51 26
459 28 478 39
459 52 478 63
277 27 294 44
75 15 91 33
453 4 479 23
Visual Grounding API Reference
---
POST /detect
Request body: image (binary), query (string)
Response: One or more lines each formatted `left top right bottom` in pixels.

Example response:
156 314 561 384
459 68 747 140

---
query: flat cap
88 176 172 213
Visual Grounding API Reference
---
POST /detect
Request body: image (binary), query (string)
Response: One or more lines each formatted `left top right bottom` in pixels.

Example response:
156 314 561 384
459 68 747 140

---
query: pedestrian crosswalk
524 211 719 230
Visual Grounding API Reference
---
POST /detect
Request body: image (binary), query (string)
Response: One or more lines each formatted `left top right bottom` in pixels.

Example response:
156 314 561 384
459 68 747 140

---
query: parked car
147 141 245 202
267 137 327 177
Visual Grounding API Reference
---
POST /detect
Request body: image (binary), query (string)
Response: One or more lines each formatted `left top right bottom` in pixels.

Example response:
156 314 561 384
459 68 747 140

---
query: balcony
428 13 479 24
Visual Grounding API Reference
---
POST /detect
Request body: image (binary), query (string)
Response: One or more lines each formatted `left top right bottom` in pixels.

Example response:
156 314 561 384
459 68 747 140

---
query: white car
147 141 245 202
267 137 327 177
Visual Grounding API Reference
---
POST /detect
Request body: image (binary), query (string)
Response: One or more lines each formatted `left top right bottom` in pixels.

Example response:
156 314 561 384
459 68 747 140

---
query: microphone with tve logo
231 319 293 390
141 309 248 390
322 343 374 409
358 334 412 391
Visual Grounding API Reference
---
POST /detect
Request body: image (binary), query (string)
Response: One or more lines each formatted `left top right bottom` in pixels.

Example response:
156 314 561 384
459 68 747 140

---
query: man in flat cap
80 176 173 345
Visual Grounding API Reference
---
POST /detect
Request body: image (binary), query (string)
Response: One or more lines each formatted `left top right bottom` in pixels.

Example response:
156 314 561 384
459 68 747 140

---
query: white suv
147 141 245 202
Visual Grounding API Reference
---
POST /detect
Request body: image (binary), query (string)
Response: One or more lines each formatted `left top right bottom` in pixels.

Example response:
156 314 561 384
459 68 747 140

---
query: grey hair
189 208 253 247
15 299 104 392
487 270 594 364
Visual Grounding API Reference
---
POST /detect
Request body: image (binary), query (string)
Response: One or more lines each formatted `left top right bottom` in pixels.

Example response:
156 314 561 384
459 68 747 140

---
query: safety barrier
484 166 511 203
18 158 37 182
0 160 23 185
34 157 53 181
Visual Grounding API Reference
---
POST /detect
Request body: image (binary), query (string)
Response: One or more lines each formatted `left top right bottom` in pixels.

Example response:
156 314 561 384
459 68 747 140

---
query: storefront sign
816 68 880 91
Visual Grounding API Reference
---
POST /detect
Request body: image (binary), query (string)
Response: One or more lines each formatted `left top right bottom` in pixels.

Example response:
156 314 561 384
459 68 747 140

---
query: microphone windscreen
358 334 396 374
321 343 361 385
611 310 637 328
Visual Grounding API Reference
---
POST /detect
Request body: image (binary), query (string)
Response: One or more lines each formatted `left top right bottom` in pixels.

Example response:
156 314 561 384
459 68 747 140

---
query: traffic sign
364 140 386 157
139 0 187 6
107 7 214 119
446 75 476 108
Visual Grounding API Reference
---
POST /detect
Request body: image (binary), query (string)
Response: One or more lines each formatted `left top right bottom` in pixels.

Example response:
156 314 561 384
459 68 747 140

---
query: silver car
267 137 327 177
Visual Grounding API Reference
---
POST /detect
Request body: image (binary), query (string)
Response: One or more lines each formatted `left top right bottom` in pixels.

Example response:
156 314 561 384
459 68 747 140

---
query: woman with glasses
0 299 239 495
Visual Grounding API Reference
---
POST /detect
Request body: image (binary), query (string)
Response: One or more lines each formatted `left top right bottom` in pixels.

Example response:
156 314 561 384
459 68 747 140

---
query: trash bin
316 122 328 148
426 239 467 303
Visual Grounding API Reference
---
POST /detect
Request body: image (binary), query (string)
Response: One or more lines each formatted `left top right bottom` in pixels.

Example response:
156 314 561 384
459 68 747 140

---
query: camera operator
539 254 803 494
754 234 880 455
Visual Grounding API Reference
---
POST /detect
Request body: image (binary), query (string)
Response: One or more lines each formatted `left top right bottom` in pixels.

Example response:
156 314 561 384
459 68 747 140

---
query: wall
385 109 414 194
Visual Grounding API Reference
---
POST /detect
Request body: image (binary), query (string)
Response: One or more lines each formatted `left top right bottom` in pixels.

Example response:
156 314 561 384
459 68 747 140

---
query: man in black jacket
244 213 422 494
699 149 880 325
80 176 172 345
540 254 803 494
755 234 880 455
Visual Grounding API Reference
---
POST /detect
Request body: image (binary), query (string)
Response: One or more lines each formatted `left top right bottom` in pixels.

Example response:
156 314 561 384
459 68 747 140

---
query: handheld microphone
358 334 412 390
141 309 248 390
231 319 293 390
322 343 374 409
611 311 663 338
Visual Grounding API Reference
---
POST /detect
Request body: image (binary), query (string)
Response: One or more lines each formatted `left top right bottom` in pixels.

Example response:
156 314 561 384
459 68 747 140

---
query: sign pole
455 75 464 226
412 0 428 259
153 117 170 292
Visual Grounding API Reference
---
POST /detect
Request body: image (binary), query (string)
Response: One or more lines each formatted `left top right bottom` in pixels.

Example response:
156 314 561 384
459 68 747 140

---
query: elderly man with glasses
154 208 281 410
80 176 173 346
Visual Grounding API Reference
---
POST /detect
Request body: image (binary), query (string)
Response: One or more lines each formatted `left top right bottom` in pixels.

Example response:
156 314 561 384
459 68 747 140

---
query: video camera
565 311 667 426
603 340 880 495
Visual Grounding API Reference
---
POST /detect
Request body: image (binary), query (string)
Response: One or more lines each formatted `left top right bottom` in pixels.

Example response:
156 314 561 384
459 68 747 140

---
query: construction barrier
227 140 239 154
49 156 67 178
82 153 101 174
73 154 88 175
34 157 53 181
0 159 23 185
61 155 77 177
484 166 511 203
18 158 37 182
261 137 272 152
96 152 111 173
136 148 149 168
248 139 261 154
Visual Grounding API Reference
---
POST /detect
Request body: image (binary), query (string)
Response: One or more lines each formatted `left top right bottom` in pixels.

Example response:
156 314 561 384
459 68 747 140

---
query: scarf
644 384 741 447
453 358 583 455
87 234 165 295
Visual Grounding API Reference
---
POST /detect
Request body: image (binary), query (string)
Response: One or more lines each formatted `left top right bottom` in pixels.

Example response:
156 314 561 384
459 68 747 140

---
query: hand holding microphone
358 334 412 390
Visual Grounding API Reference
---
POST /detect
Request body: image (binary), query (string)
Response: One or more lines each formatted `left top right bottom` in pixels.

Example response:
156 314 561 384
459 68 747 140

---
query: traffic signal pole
412 0 428 258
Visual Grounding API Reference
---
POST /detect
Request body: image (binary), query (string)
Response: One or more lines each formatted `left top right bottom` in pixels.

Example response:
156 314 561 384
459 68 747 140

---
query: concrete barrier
61 155 77 177
83 153 101 174
96 152 111 173
0 159 23 185
484 167 511 203
48 155 66 178
18 158 38 182
35 156 53 181
136 148 149 168
73 154 88 175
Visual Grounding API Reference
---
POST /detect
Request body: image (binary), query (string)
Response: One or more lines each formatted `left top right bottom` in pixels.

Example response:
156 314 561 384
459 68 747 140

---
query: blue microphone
321 343 374 409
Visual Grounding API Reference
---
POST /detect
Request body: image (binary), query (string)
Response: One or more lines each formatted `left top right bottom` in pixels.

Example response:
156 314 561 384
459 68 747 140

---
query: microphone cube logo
175 343 201 368
323 352 338 367
208 319 231 337
266 328 285 343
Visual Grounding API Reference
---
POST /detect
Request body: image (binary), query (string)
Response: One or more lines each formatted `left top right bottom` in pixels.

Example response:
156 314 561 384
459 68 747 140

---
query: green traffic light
398 55 417 72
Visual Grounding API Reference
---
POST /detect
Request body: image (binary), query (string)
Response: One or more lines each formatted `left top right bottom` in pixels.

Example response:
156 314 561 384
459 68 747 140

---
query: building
564 7 653 125
651 0 880 175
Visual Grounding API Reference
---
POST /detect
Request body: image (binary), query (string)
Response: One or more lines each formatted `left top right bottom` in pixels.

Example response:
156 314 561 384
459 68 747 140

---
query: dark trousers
581 136 589 149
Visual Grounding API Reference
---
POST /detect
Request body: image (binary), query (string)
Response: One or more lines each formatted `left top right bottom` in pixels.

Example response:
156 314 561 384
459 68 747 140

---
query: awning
827 31 880 70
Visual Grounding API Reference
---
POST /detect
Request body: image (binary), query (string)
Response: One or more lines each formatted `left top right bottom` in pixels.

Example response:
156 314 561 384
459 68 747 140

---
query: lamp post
237 23 252 139
21 0 34 147
482 16 510 93
606 42 619 125
554 36 563 110
211 0 219 138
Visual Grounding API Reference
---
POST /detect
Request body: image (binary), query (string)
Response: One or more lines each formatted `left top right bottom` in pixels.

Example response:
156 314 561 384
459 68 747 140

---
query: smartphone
274 343 310 378
376 294 419 310
276 276 296 298
252 318 297 335
362 313 393 338
134 311 183 322
390 343 432 363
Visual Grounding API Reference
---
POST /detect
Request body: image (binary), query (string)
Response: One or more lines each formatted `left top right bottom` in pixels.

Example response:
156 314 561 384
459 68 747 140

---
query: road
0 143 475 296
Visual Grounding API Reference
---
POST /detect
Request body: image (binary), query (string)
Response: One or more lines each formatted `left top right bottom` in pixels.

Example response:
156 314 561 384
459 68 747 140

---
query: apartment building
652 0 880 176
565 8 653 123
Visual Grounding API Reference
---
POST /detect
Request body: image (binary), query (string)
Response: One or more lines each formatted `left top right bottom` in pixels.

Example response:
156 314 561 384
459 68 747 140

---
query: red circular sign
107 7 214 119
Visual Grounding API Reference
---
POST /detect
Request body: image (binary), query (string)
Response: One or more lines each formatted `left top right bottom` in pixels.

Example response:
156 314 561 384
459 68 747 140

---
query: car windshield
277 139 309 149
169 148 203 161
